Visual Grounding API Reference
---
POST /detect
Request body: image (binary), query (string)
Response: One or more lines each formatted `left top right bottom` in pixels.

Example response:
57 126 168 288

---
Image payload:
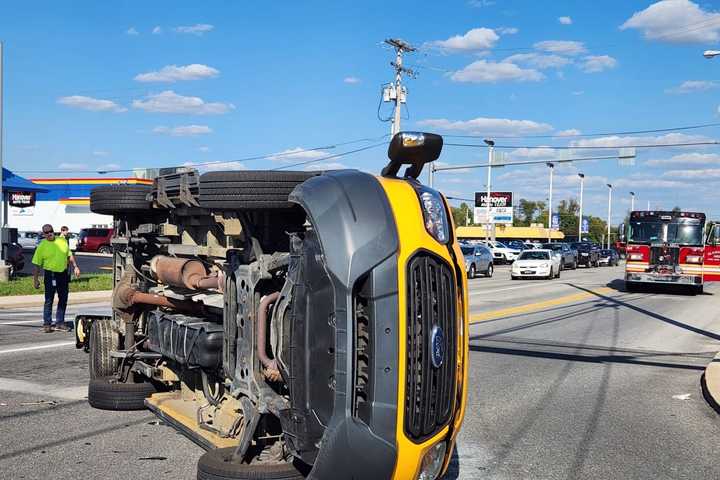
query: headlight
418 188 449 244
417 442 447 480
540 263 550 268
686 255 702 264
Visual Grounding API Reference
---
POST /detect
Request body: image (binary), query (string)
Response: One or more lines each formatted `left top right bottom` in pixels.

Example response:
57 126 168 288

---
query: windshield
542 244 562 251
628 218 704 245
519 251 550 260
461 246 473 255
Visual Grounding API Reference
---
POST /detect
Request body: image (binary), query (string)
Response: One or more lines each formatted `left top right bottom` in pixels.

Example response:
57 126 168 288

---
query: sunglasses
43 230 54 236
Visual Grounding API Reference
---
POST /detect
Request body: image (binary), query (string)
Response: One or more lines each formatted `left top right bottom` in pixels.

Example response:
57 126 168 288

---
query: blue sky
2 0 720 221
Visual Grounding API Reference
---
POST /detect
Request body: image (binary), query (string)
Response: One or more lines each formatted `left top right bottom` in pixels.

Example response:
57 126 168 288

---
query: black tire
485 263 494 278
90 184 153 215
97 245 112 255
88 377 156 411
199 171 318 210
197 447 307 480
547 268 553 280
468 264 476 279
89 318 119 379
572 260 577 270
556 268 561 278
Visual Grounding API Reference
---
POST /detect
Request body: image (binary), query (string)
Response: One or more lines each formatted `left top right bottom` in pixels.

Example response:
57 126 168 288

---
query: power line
439 121 720 139
445 141 720 150
10 134 389 174
272 141 388 170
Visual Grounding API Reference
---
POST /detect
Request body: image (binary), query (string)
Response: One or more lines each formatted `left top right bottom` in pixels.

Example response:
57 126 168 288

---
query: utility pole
547 162 554 243
630 191 635 212
647 200 650 211
383 38 416 137
0 41 4 231
484 139 494 242
578 173 585 240
607 183 613 249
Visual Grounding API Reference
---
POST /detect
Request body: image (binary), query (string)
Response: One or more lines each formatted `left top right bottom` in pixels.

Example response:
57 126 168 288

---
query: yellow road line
470 287 613 324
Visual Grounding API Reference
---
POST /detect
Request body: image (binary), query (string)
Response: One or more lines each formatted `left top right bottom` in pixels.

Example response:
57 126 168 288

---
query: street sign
551 213 560 230
581 216 590 234
474 192 514 225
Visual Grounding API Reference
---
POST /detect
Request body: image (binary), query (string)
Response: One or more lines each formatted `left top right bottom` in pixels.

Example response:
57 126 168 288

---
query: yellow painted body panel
377 177 469 480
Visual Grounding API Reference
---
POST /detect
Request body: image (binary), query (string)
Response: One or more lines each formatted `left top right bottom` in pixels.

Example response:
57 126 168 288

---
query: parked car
5 242 25 277
77 227 113 254
506 240 528 251
571 242 600 267
524 242 543 250
480 240 522 264
461 243 494 278
17 231 39 250
541 242 578 270
598 248 620 266
511 249 562 280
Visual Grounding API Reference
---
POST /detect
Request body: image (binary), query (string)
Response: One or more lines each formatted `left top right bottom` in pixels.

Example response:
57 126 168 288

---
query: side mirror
618 222 626 242
708 223 720 246
382 132 443 179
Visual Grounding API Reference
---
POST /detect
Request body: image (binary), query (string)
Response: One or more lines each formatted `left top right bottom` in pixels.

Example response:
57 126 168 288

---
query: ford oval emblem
430 325 444 368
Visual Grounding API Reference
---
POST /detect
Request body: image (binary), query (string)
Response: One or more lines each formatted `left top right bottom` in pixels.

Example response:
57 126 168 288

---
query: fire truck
622 211 720 294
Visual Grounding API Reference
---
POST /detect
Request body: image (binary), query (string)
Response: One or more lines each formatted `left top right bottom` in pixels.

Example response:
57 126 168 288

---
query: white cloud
57 95 127 113
451 60 544 83
428 28 500 52
503 53 572 69
343 76 361 84
205 161 246 171
198 146 211 152
92 150 110 157
468 0 495 6
571 132 711 148
134 64 220 83
613 176 691 188
304 162 347 171
534 40 587 56
661 168 720 179
153 125 213 136
126 27 139 36
646 152 720 166
267 147 328 162
620 0 720 43
509 147 558 159
559 16 573 25
98 163 121 171
152 26 162 35
58 162 88 171
579 55 618 73
132 91 234 115
417 116 553 135
557 129 582 136
174 24 214 36
665 80 720 94
497 27 519 35
572 90 585 95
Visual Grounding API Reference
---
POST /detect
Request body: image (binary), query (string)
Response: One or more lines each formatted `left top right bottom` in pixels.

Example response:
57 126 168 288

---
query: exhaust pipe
257 292 281 382
150 256 223 291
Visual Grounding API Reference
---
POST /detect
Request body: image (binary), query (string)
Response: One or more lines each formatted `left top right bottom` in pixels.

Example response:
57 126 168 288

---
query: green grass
0 274 113 296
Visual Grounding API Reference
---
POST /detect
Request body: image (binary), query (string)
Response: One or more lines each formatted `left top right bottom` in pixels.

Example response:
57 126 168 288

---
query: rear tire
199 171 318 210
197 447 307 480
468 264 476 279
90 184 153 215
89 318 119 379
88 377 156 411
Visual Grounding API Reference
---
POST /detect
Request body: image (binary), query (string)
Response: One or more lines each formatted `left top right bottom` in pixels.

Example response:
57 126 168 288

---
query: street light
577 173 585 241
630 191 635 212
704 50 720 59
483 139 495 242
547 162 554 242
607 183 613 249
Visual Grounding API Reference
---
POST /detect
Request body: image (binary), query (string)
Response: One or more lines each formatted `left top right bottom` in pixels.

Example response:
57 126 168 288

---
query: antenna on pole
382 38 416 137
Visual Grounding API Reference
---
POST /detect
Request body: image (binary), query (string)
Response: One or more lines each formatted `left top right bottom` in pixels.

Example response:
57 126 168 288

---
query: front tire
485 263 494 278
197 447 307 480
469 264 476 279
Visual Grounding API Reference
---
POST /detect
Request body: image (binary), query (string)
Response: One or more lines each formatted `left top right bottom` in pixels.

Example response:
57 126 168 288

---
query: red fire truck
622 211 720 294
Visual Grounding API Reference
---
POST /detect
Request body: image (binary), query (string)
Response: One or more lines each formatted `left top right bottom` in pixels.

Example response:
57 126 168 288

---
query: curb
0 290 112 309
702 352 720 414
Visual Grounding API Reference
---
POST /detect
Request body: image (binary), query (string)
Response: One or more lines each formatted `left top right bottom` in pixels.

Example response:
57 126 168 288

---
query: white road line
0 377 87 400
0 341 75 355
0 320 41 325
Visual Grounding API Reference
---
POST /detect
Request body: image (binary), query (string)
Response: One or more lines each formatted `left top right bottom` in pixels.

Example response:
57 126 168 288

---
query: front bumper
625 272 701 285
512 267 551 277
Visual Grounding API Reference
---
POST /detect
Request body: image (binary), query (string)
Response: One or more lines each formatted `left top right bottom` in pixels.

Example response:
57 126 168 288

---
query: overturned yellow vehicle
77 132 468 480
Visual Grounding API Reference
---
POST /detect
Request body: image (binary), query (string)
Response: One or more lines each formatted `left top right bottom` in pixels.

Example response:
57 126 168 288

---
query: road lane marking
0 377 86 400
470 287 613 324
0 320 41 325
0 341 75 355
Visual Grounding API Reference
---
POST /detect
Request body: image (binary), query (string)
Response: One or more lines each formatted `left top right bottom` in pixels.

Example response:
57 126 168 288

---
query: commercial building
7 176 152 233
456 224 565 243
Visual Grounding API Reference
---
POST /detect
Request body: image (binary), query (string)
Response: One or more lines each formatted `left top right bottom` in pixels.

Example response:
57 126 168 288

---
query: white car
17 231 40 249
511 249 562 280
481 240 521 264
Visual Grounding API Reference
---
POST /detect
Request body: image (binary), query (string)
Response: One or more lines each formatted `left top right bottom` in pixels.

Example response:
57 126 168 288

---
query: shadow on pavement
605 278 714 296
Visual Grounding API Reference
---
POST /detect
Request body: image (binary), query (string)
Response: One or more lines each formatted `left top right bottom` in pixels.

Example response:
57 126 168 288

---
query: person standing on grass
32 223 81 333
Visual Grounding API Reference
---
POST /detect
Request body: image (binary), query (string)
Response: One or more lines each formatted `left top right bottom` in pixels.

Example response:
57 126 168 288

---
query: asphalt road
0 264 718 479
19 251 112 275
